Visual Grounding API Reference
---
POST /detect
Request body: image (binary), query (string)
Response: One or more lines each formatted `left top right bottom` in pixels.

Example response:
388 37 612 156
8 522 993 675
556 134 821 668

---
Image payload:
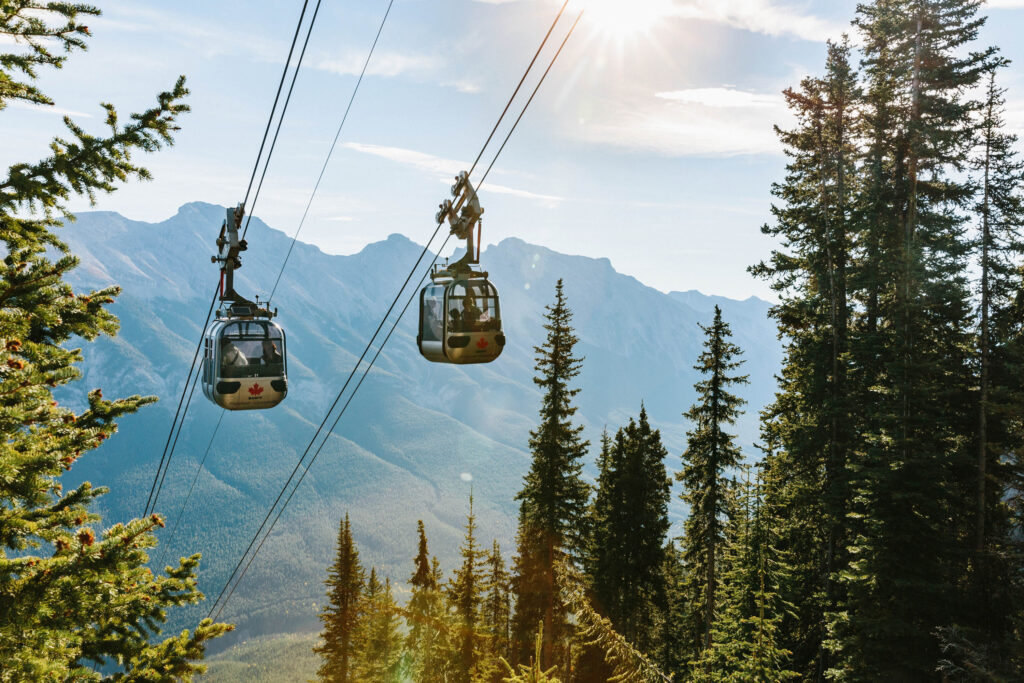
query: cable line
207 8 584 621
270 0 398 302
155 410 225 570
243 0 312 208
144 289 216 517
153 0 393 561
242 0 326 240
144 0 324 518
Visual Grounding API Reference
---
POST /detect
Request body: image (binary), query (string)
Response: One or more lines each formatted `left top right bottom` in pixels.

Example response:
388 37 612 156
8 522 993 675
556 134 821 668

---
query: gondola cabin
202 317 288 410
418 277 504 364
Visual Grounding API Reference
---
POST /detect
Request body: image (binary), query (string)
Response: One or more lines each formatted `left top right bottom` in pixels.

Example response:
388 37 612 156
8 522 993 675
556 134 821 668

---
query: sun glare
581 0 676 38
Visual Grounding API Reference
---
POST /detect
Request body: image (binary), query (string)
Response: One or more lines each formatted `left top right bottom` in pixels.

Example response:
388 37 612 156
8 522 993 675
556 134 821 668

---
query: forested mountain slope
59 202 780 644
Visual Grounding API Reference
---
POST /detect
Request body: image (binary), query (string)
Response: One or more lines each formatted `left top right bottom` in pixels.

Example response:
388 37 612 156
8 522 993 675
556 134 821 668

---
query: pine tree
448 494 488 682
315 514 365 683
749 38 860 677
511 279 590 671
657 540 689 680
404 521 453 682
0 4 231 680
353 570 403 683
482 540 512 680
694 467 798 682
829 2 994 676
587 407 671 651
677 305 748 663
969 60 1024 651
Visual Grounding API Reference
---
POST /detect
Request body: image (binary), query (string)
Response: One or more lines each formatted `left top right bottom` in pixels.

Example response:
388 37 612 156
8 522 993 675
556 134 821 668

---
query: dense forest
3 0 1024 681
312 0 1024 680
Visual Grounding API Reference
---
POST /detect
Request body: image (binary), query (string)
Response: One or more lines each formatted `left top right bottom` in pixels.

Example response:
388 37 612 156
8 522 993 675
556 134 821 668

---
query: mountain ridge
58 203 781 648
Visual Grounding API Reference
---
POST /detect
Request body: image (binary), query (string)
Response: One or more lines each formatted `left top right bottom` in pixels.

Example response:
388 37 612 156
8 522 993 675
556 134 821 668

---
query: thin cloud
656 87 780 108
345 142 564 203
314 52 442 78
8 100 93 118
576 86 791 157
987 0 1024 7
672 0 846 42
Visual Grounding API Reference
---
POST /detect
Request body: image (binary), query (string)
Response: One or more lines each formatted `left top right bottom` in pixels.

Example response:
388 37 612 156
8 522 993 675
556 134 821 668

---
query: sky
4 0 1024 300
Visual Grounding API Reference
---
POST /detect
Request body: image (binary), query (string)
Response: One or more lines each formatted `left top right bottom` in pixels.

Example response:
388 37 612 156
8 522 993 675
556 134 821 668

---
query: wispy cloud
8 100 93 118
673 0 846 42
576 86 790 157
344 142 564 203
314 52 442 78
987 0 1024 8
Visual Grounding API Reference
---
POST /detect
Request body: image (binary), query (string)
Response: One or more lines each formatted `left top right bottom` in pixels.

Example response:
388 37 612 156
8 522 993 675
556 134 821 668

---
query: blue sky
4 0 1024 299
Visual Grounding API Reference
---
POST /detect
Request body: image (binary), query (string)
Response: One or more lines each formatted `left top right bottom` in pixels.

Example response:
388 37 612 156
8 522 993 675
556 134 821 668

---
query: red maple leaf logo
249 383 264 396
476 337 489 350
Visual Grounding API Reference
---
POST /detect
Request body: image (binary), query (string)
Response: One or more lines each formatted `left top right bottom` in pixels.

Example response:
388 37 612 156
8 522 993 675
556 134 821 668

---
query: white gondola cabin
418 276 504 364
202 315 288 410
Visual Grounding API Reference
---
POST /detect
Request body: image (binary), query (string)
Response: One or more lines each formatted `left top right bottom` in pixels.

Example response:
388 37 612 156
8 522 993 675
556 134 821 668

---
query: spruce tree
482 540 512 680
749 38 860 677
315 514 365 683
511 279 589 671
677 305 748 662
353 569 403 683
831 2 994 676
970 61 1024 651
447 494 488 682
694 467 798 682
404 521 452 682
587 407 671 651
0 3 230 680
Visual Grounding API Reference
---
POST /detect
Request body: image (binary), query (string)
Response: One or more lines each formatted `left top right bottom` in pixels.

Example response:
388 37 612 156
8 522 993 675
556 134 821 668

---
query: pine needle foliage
404 520 452 682
677 305 748 659
352 570 403 683
556 562 671 683
315 514 364 683
512 278 589 671
0 3 232 681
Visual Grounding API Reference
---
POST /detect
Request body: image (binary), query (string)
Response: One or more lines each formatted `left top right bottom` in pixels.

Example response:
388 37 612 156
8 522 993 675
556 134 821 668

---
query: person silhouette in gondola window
222 341 248 372
462 295 481 330
262 340 282 365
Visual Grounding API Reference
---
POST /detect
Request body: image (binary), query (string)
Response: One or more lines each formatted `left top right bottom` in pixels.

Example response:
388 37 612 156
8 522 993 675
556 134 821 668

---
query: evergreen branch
0 76 189 219
0 1 99 108
555 562 671 683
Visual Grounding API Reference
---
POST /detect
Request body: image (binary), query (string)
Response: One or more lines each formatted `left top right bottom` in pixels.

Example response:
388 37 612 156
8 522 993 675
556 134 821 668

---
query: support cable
143 0 323 518
242 0 326 240
207 8 584 621
270 0 398 302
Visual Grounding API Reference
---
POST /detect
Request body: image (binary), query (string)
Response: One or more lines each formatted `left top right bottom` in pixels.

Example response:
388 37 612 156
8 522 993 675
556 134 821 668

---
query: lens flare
582 0 675 37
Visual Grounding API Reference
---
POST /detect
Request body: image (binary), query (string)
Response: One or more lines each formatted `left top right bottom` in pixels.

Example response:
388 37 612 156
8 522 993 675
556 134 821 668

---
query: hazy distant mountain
58 202 781 647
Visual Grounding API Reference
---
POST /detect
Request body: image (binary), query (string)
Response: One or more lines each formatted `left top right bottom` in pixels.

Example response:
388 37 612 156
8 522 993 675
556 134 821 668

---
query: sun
580 0 676 38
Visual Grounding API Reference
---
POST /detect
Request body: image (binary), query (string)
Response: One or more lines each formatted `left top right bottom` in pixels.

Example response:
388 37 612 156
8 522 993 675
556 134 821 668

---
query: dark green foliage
404 520 451 682
970 61 1024 654
677 305 748 662
749 38 860 677
482 540 512 680
587 407 671 652
557 562 669 683
828 2 993 677
315 514 364 683
447 494 488 682
0 3 230 681
694 467 798 682
353 570 403 682
512 279 589 671
751 1 1024 679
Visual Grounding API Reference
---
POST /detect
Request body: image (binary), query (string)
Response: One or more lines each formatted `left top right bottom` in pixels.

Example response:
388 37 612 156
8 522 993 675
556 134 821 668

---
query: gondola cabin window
448 281 500 333
219 321 286 379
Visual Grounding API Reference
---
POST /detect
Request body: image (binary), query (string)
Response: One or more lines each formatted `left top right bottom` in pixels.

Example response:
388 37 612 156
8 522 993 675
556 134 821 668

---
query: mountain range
58 202 781 648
